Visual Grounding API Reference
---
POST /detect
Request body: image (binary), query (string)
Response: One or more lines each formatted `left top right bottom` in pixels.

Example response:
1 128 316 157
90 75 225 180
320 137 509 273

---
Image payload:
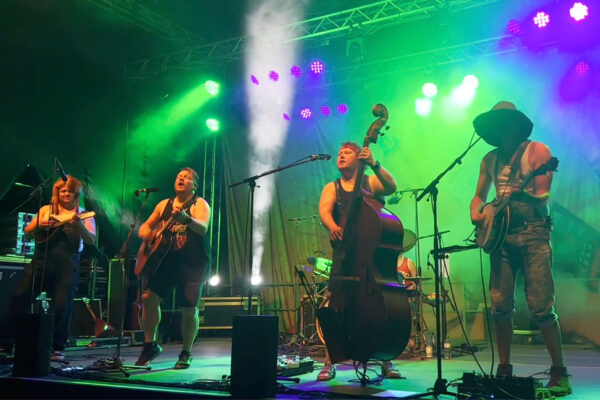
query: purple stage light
269 70 279 82
533 11 550 28
251 75 259 85
290 65 302 78
337 103 348 114
310 61 325 74
507 19 521 35
300 108 312 119
283 113 291 121
575 61 590 74
570 2 589 21
320 105 331 116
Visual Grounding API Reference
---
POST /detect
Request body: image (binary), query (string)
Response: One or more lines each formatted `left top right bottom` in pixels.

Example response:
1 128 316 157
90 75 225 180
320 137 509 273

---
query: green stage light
205 80 220 96
206 118 220 132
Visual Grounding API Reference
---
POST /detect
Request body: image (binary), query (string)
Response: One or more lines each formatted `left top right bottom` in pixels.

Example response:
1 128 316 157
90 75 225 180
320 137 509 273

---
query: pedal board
458 372 554 399
277 355 315 377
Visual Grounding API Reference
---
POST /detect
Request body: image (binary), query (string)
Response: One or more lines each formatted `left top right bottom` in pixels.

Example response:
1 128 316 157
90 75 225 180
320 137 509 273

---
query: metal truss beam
310 35 527 88
84 0 201 45
124 0 502 79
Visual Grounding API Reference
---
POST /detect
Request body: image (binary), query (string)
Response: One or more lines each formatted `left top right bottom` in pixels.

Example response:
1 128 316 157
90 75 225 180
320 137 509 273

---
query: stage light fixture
250 275 263 286
462 75 479 89
283 113 291 121
320 105 331 116
507 19 522 35
251 75 259 85
300 108 312 119
533 11 550 28
209 275 221 286
268 70 279 82
290 65 302 78
204 80 220 96
570 2 589 21
337 103 348 114
422 83 438 98
415 98 432 117
206 118 220 132
310 60 325 74
575 61 590 74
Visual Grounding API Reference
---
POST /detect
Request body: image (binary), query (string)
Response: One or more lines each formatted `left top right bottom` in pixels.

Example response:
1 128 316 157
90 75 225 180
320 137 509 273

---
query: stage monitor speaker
0 263 26 321
230 315 278 398
13 313 54 377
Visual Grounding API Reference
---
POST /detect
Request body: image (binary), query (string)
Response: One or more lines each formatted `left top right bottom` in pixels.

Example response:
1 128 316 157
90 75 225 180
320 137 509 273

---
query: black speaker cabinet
0 263 26 321
230 315 278 398
13 313 54 377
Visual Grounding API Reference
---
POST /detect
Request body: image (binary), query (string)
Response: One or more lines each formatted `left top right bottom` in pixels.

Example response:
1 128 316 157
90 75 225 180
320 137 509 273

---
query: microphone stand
413 136 481 398
229 155 327 315
85 192 153 376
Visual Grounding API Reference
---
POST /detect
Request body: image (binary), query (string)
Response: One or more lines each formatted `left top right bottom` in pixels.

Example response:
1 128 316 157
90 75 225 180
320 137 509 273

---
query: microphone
134 187 159 196
310 153 331 160
55 158 68 182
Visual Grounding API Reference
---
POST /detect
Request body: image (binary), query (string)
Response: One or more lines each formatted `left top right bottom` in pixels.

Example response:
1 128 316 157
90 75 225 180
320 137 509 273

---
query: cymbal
402 229 417 253
404 276 432 282
301 265 329 279
307 257 333 272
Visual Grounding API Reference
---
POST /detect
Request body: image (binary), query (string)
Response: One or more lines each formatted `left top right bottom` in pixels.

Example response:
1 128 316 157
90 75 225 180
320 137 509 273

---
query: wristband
371 160 381 171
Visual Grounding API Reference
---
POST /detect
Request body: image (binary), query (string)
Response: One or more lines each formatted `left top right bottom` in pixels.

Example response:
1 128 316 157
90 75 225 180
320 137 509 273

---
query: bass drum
315 297 330 346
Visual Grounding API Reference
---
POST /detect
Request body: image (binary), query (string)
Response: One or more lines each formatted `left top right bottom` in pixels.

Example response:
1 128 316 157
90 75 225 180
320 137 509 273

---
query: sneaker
51 351 65 362
546 366 572 397
135 342 163 366
381 360 402 379
496 363 513 378
317 363 336 381
174 350 193 369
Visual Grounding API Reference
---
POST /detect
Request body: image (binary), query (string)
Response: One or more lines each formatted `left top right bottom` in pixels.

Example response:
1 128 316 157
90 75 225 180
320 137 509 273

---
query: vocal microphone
134 187 159 196
310 153 331 160
55 158 68 182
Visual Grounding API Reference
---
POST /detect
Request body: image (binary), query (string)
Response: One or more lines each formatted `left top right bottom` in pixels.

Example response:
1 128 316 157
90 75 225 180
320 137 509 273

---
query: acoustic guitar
475 156 558 253
134 214 175 276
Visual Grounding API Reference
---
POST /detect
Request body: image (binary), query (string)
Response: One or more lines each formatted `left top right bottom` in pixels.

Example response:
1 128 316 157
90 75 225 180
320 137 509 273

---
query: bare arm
470 153 494 226
187 197 211 236
527 142 553 200
357 147 396 195
75 214 96 245
138 199 168 240
319 182 343 242
23 205 52 237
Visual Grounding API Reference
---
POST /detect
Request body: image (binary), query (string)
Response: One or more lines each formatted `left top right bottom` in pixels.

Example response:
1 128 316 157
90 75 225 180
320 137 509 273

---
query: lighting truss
84 0 201 45
123 0 502 79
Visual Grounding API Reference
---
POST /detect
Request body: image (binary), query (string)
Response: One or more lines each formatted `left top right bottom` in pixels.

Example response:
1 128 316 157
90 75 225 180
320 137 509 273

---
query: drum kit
297 229 435 355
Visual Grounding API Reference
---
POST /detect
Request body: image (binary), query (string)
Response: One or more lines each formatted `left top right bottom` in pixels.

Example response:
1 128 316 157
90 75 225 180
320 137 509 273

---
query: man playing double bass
317 141 400 381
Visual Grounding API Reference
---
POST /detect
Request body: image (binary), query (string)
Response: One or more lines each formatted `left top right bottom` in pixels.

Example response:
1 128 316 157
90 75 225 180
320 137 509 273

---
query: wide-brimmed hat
472 101 533 147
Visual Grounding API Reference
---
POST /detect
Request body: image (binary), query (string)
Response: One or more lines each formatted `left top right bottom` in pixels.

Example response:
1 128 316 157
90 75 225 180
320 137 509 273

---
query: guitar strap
495 140 531 196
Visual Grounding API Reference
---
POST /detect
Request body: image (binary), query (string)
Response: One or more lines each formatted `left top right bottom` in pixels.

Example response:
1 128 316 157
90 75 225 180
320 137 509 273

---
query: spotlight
290 65 302 78
204 80 220 96
506 19 522 35
575 61 590 74
415 98 432 117
209 275 221 286
320 105 331 116
570 2 589 21
283 113 291 121
422 83 438 98
300 108 312 119
337 103 348 114
462 75 479 90
533 11 550 28
310 60 325 74
268 70 279 82
250 275 263 286
251 75 259 85
206 118 220 132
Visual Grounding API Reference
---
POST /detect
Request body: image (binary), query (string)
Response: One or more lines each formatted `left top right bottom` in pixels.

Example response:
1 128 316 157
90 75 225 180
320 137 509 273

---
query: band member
135 168 210 369
470 101 571 396
1 175 96 362
397 254 417 291
317 141 400 381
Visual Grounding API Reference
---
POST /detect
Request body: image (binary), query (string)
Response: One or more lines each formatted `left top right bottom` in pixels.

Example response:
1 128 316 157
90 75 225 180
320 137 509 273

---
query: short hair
180 167 199 191
340 141 361 153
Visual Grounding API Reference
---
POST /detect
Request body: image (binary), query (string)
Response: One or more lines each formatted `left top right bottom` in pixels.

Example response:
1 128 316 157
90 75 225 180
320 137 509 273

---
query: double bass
317 104 411 365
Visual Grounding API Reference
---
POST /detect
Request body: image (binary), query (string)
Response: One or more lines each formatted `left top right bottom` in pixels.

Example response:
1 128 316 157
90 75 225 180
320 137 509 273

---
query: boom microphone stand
229 154 331 315
413 136 481 397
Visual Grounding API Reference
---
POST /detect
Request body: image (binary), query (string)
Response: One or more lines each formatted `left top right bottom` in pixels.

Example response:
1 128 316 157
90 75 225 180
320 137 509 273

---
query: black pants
3 241 79 351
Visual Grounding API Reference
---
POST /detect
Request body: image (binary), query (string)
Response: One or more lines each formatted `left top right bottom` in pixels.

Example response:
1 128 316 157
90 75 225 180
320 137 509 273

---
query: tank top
160 197 208 264
332 176 384 226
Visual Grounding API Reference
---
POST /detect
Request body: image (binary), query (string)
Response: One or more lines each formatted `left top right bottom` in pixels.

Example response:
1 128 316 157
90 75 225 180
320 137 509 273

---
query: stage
1 338 598 399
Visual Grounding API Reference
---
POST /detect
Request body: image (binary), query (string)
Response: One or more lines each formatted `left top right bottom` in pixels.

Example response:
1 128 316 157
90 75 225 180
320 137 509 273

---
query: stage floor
1 337 598 398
